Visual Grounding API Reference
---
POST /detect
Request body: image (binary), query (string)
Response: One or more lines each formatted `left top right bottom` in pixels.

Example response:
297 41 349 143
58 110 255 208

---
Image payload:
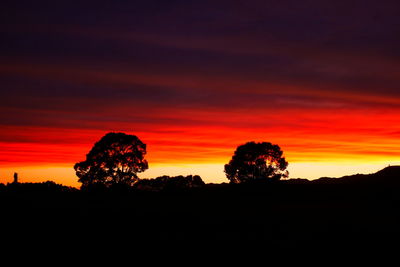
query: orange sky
1 106 399 187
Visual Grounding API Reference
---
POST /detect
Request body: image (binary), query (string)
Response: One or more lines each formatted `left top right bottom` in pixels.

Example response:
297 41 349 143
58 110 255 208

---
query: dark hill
287 165 400 186
375 165 400 177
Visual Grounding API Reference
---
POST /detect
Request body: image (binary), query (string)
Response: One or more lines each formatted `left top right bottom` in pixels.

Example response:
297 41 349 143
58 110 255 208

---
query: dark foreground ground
1 167 400 261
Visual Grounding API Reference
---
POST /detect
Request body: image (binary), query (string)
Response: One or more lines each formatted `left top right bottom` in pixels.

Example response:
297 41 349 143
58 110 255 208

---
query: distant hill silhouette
287 165 400 186
1 166 399 193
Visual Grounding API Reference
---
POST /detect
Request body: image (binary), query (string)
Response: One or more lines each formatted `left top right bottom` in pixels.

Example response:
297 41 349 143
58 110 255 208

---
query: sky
1 0 400 187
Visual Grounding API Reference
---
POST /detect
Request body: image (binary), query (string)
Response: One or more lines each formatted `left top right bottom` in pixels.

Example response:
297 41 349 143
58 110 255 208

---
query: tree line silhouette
73 132 288 190
3 131 400 193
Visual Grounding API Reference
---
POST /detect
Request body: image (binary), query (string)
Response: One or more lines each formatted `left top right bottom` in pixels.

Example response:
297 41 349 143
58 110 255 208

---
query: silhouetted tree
224 141 288 183
74 132 148 188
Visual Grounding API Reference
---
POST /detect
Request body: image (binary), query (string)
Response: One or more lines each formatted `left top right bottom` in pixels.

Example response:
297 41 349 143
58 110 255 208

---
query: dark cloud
1 0 400 129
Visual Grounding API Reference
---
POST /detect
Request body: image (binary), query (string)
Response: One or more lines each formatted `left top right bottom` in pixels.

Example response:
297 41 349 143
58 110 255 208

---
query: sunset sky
1 0 400 187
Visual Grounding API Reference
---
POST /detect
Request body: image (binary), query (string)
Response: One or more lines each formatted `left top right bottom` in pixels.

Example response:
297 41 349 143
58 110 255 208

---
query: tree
224 141 288 183
74 132 148 188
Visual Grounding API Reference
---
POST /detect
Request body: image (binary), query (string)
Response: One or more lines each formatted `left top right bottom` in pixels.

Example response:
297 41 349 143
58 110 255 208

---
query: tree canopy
74 132 148 188
224 141 288 183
